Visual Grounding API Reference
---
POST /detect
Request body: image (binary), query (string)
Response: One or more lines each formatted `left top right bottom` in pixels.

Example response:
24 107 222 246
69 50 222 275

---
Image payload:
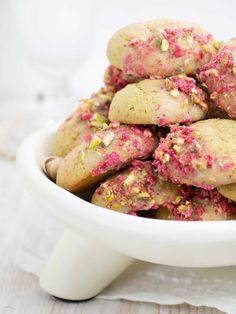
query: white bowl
17 124 236 300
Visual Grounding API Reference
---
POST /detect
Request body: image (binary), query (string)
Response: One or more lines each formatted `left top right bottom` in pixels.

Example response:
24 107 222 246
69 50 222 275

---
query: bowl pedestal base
39 230 134 300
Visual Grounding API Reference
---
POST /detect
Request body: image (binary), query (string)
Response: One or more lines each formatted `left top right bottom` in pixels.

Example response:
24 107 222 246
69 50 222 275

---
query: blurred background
0 0 235 157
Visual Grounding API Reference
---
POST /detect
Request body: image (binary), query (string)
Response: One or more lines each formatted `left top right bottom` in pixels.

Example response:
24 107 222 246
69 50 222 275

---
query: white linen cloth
15 189 236 314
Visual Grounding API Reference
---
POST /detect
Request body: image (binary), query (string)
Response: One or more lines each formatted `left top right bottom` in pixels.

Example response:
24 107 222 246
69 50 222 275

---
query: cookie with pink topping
217 183 236 202
153 119 236 189
198 42 236 118
109 75 208 126
92 160 183 213
156 188 236 221
107 19 218 78
52 88 113 157
56 124 158 192
104 65 140 92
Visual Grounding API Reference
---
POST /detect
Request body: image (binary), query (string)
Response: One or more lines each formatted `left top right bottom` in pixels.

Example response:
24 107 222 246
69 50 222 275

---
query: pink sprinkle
84 134 93 142
105 65 130 91
204 155 213 168
91 152 121 176
171 76 196 94
157 116 169 126
120 132 130 141
221 162 234 171
173 44 185 57
80 112 93 121
127 210 138 216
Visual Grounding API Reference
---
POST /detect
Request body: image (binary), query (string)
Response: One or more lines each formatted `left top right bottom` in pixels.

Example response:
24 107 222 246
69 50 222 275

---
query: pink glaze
122 27 214 77
94 160 179 212
221 162 234 171
153 125 215 189
84 134 93 142
153 124 236 189
168 187 236 221
79 112 93 121
91 152 121 176
199 47 235 95
94 159 236 220
105 65 131 92
171 76 197 94
90 124 158 178
198 46 236 116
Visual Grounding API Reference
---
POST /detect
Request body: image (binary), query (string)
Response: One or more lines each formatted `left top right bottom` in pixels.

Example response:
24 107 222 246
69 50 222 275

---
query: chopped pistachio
176 137 184 145
88 136 102 150
209 177 216 182
200 83 208 92
85 98 94 105
106 193 114 202
173 144 181 153
91 113 107 128
165 78 173 90
130 187 141 195
213 41 221 50
201 45 209 52
137 192 150 198
102 131 114 147
169 89 180 98
174 196 183 204
124 174 136 187
163 153 170 163
177 204 188 212
194 131 201 136
233 65 236 75
153 37 162 48
193 95 200 104
195 160 207 170
161 39 169 52
99 94 112 102
111 203 120 210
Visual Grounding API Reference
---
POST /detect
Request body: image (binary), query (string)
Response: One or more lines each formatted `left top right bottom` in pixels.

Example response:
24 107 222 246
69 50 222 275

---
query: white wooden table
0 159 225 314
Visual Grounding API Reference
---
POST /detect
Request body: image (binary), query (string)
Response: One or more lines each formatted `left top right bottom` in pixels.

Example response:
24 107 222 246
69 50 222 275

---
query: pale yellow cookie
198 43 236 118
217 184 236 202
52 88 112 157
104 65 140 93
107 19 217 78
109 76 208 126
154 119 236 189
56 124 158 193
155 189 236 221
92 160 182 213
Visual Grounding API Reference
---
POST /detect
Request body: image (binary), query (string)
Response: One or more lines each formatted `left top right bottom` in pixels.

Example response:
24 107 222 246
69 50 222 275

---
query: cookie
92 160 183 214
153 119 236 189
107 19 217 78
155 188 236 221
104 65 140 92
52 88 112 157
56 123 158 192
109 75 208 126
198 43 236 118
217 183 236 202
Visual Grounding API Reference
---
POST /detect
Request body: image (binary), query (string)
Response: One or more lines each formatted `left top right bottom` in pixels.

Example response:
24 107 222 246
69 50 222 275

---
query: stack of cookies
43 19 236 221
